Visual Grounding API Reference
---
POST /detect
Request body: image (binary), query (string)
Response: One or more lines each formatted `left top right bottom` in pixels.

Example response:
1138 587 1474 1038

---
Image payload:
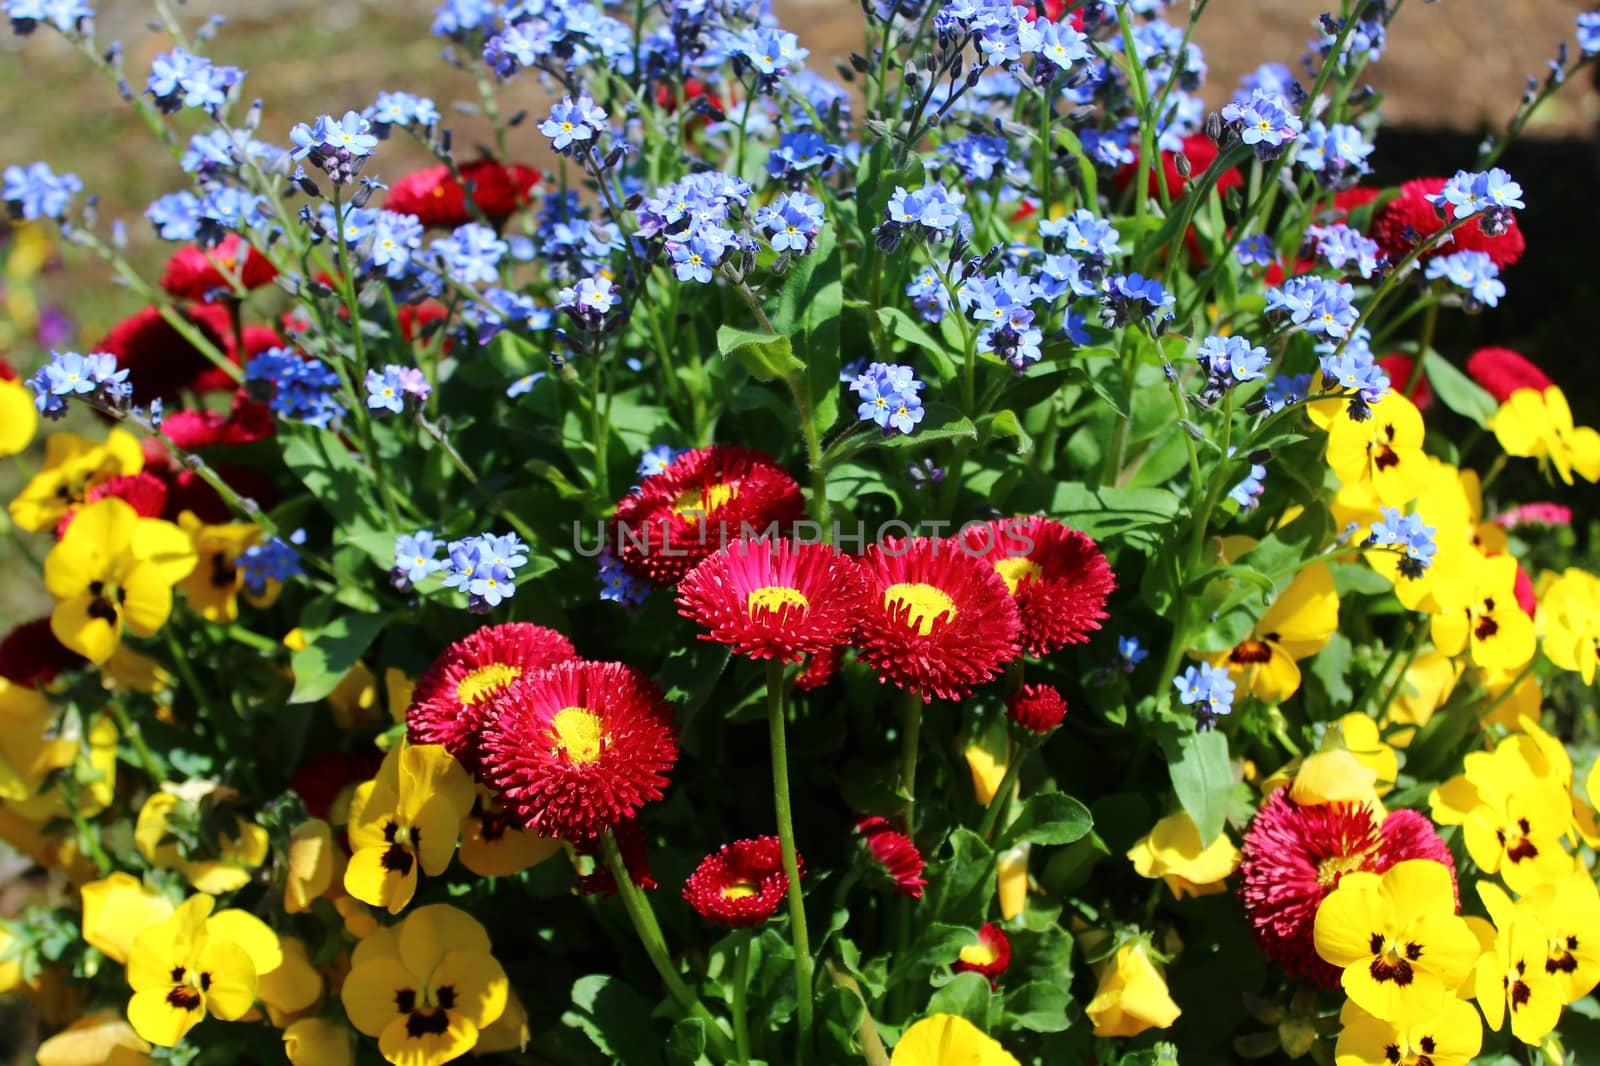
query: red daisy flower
1375 354 1434 413
1465 346 1553 404
398 299 453 354
612 446 805 587
159 463 280 525
54 472 169 538
0 617 84 687
480 660 680 840
1006 683 1068 737
384 159 541 228
1370 177 1526 269
291 746 383 822
682 836 799 927
1237 790 1456 986
98 303 245 400
794 646 843 692
952 923 1012 986
573 818 657 896
676 538 866 662
1116 134 1244 200
159 234 278 301
961 517 1114 659
408 622 578 774
1331 186 1381 222
856 815 927 899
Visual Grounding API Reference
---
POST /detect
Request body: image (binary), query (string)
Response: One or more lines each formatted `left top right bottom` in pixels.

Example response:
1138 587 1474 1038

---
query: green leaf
816 985 866 1061
288 613 388 704
716 325 803 381
1422 348 1498 427
984 410 1034 456
1165 728 1232 844
1003 981 1071 1033
664 1018 708 1066
923 830 996 925
881 403 977 449
563 975 666 1066
926 972 993 1028
889 923 978 986
997 792 1094 850
1035 482 1181 551
281 425 378 529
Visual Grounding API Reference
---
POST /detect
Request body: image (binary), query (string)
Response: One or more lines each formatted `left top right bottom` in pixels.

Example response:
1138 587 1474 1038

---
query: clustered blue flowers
244 348 344 427
1266 275 1358 338
1426 167 1524 236
395 530 532 611
1367 507 1438 579
1174 662 1236 730
2 162 82 222
365 365 431 414
26 350 128 418
289 111 378 184
850 362 925 436
1425 250 1505 311
1195 335 1269 398
146 48 242 115
238 533 306 596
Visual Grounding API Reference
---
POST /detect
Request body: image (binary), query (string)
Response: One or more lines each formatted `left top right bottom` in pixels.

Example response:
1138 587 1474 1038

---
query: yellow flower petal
79 873 174 966
284 1017 355 1066
0 379 37 457
891 1013 1021 1066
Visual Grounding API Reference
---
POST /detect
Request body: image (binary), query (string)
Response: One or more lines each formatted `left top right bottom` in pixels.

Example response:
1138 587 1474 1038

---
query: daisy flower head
407 622 578 775
1005 682 1068 737
1238 788 1455 986
612 445 805 587
676 537 867 662
961 517 1115 657
854 537 1021 702
952 923 1012 987
682 836 799 927
479 660 679 840
855 815 927 899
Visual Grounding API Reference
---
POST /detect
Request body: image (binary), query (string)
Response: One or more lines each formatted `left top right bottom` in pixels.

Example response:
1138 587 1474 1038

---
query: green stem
601 832 738 1061
977 747 1027 844
731 929 753 1064
899 687 924 834
765 659 814 1063
107 699 164 783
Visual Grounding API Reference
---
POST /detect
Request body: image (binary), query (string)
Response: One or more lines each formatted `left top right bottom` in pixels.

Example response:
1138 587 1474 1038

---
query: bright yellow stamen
1317 849 1372 887
721 880 758 900
993 556 1042 595
675 481 738 517
747 585 808 616
958 941 999 967
456 662 523 705
883 582 957 636
551 707 607 765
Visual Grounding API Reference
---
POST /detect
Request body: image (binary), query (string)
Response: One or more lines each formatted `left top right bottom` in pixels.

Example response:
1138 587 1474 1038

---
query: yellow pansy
1290 748 1383 814
43 498 197 664
9 428 144 532
258 936 325 1026
996 843 1028 921
458 786 561 879
0 676 76 803
1474 908 1563 1045
1126 810 1239 899
34 1008 154 1066
1536 567 1600 682
0 377 36 457
1333 997 1481 1066
1440 744 1573 895
1084 940 1182 1038
176 515 262 623
285 818 337 914
1312 859 1479 1023
1480 874 1600 1006
1382 650 1460 746
285 1017 356 1066
340 905 509 1066
890 1013 1020 1066
1207 563 1338 703
1333 713 1397 797
334 894 380 939
125 894 281 1047
386 668 416 725
345 742 475 914
80 873 175 965
1492 385 1600 485
1325 393 1430 507
1429 552 1535 673
134 789 271 894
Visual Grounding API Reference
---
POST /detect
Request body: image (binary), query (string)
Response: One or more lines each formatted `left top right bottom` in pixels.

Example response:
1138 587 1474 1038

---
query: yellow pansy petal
126 986 204 1048
50 594 121 665
205 908 281 976
964 745 1007 806
344 843 418 915
398 904 493 980
412 794 466 876
35 1008 153 1066
343 956 420 1037
475 988 531 1054
117 568 176 638
457 819 561 879
285 819 336 914
1314 871 1385 967
258 938 323 1020
399 742 476 821
195 940 259 1021
79 873 174 966
284 1017 355 1066
0 379 37 457
379 1010 478 1066
891 1013 1021 1066
430 949 508 1029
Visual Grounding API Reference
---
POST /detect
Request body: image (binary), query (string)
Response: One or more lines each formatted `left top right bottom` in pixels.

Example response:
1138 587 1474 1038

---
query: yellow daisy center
456 662 523 705
1317 849 1371 888
883 582 957 637
958 941 999 967
721 880 758 900
747 585 808 616
675 481 738 517
551 707 608 765
992 556 1042 595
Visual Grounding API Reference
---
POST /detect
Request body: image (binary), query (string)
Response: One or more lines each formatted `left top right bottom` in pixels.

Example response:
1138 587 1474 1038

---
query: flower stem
764 658 814 1063
898 687 923 834
601 832 738 1061
107 699 164 784
977 751 1026 844
731 929 753 1064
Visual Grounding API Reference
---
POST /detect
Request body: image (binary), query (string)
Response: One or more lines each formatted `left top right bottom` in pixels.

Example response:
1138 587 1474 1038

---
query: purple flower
1196 335 1269 392
1266 276 1357 338
1580 12 1600 56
